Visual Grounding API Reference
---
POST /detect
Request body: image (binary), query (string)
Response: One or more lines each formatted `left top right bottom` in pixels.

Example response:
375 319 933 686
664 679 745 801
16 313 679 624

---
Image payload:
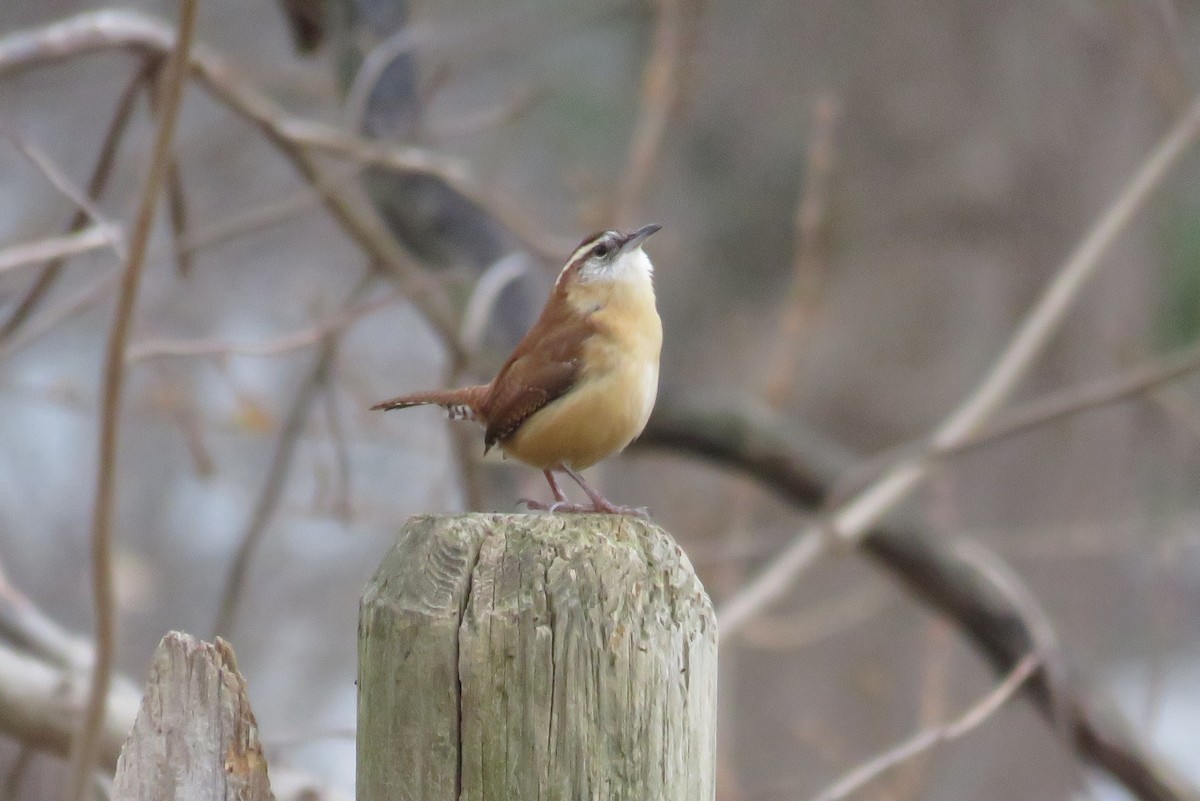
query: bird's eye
593 242 612 258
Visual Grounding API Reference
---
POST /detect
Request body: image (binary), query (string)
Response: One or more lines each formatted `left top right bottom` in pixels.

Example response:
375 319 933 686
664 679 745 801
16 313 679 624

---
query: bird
372 223 663 516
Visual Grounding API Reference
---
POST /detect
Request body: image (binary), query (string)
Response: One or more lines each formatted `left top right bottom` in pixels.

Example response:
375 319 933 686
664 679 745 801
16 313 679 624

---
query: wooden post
358 514 717 801
111 632 273 801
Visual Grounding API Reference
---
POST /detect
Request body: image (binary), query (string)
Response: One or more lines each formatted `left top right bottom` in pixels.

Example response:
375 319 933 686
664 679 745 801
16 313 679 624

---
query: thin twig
174 164 365 258
612 0 701 226
942 339 1200 458
0 226 118 274
126 288 402 361
716 95 842 624
210 272 373 639
142 60 193 277
0 62 148 343
0 168 370 361
66 2 197 799
718 94 842 620
739 585 891 651
165 158 192 275
0 270 119 359
277 118 567 261
427 85 546 141
458 253 531 353
832 338 1200 503
718 92 1200 636
886 621 953 801
951 537 1070 725
0 746 31 801
811 653 1041 801
321 383 353 521
764 95 840 404
0 126 125 260
210 339 335 638
0 10 467 356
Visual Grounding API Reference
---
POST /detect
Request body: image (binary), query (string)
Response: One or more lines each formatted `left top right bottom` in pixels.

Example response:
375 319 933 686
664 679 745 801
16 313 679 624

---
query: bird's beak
620 223 662 253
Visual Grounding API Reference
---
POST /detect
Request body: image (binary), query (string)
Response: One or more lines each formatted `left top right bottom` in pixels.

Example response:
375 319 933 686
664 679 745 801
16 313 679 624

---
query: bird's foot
587 499 651 518
555 466 651 517
519 498 592 514
519 497 650 518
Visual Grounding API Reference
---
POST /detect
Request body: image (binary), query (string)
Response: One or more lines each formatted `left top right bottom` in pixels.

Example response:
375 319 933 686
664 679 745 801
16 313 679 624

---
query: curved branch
70 3 197 800
0 9 461 355
636 397 1200 801
0 58 147 344
705 88 1200 650
210 272 373 639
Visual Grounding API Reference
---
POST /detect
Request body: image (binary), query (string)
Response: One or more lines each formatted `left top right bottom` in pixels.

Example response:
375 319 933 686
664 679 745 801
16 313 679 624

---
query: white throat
574 247 654 286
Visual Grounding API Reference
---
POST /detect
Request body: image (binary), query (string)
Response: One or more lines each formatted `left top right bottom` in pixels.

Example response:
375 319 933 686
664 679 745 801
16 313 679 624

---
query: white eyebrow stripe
567 243 593 266
555 231 622 285
568 231 619 266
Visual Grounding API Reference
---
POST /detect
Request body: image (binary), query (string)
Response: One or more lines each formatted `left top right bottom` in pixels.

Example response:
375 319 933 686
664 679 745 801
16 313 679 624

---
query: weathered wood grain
111 631 274 801
358 513 717 801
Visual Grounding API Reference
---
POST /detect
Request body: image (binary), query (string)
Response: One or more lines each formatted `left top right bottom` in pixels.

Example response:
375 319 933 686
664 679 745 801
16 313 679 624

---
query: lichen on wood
358 513 717 801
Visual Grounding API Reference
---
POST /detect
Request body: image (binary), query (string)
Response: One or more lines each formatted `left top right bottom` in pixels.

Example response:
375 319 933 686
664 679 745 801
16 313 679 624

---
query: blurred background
0 0 1198 798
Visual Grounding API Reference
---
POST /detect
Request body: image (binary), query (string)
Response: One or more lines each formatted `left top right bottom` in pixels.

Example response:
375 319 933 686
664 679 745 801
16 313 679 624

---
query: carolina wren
372 224 663 515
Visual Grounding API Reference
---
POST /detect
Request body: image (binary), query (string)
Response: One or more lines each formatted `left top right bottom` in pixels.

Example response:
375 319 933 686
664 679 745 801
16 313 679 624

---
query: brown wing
481 294 594 450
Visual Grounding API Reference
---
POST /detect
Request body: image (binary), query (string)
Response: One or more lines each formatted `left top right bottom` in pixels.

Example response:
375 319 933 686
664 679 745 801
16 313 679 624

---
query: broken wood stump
358 513 718 801
111 632 272 801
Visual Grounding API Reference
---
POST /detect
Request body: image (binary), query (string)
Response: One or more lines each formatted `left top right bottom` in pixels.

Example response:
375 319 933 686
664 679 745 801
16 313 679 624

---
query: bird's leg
519 468 648 516
520 469 582 513
561 466 649 518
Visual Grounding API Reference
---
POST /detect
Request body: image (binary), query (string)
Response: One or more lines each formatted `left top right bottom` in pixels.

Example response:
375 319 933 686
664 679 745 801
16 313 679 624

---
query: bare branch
0 640 140 769
739 585 891 651
320 383 353 522
0 553 340 800
0 170 371 361
716 94 841 633
174 165 364 258
831 339 1200 503
0 62 147 343
141 42 194 277
0 127 125 260
0 226 118 274
458 253 531 354
210 273 372 639
164 158 192 275
0 9 464 355
717 91 1200 636
126 288 402 361
426 85 546 141
0 270 119 359
611 0 703 226
764 95 840 404
277 118 569 261
636 397 1200 801
811 654 1040 801
68 2 198 798
944 339 1200 458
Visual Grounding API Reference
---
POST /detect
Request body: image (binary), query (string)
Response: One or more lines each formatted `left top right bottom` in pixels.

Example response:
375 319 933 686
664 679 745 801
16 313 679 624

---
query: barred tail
370 386 487 420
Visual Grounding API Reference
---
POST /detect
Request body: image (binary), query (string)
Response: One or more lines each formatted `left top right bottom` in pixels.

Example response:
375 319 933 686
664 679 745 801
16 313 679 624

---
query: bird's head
557 224 661 288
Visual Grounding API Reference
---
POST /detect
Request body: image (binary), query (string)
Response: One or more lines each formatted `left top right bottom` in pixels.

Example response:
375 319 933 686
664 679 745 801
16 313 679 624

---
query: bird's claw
519 498 650 518
519 498 586 513
589 501 651 518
